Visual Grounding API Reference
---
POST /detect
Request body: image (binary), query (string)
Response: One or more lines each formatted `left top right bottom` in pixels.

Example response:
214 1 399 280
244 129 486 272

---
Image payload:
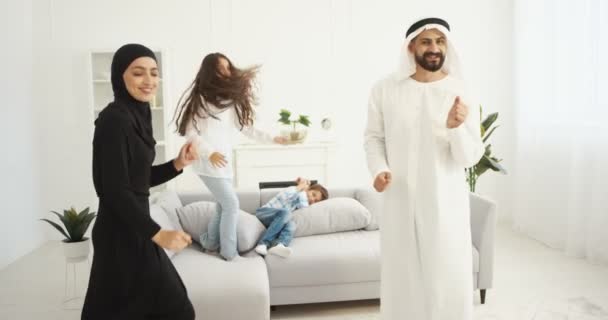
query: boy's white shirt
185 99 274 178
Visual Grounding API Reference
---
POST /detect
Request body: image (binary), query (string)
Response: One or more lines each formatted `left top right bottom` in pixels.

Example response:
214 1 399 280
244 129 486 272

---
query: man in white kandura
364 17 485 320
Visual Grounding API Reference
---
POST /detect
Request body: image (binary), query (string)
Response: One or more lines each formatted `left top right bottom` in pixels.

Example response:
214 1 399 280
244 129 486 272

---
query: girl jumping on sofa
174 53 287 261
255 177 328 258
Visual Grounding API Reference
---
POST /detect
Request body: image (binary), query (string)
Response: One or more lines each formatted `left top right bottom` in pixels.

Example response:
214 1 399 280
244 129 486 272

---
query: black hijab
107 43 157 148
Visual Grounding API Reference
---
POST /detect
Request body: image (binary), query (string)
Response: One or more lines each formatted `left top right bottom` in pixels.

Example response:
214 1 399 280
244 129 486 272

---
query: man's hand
209 152 228 168
373 171 392 192
446 96 468 129
152 230 193 252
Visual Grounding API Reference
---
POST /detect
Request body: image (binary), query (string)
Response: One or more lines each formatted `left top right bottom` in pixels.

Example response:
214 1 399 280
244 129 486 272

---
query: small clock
321 118 332 130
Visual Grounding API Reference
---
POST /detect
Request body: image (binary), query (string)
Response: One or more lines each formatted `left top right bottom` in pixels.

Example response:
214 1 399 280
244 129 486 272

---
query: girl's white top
185 99 274 178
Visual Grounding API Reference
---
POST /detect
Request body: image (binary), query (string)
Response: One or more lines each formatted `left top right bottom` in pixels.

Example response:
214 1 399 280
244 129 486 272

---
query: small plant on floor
40 207 96 243
466 106 508 193
278 109 311 141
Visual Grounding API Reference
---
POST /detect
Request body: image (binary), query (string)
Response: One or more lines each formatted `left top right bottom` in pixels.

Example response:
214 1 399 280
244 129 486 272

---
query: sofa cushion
151 189 184 232
355 188 382 231
292 198 372 237
260 188 357 206
149 204 177 258
176 201 266 253
266 230 479 288
178 189 261 214
172 247 269 320
266 230 381 288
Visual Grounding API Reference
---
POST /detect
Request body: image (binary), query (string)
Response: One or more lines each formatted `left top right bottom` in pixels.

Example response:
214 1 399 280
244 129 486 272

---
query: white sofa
167 188 496 320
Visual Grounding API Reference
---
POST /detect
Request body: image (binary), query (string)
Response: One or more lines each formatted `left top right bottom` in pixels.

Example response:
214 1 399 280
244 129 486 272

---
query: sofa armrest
469 192 497 290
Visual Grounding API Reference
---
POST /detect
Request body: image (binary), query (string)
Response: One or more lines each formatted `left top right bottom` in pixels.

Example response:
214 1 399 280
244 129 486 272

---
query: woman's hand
173 142 198 171
209 152 228 168
152 230 193 252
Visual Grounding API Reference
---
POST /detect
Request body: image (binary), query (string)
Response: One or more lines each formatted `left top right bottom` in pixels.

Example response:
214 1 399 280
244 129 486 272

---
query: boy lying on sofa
254 177 329 258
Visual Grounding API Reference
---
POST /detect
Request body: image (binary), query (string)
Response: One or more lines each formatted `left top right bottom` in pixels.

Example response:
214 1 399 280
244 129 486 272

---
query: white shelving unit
89 50 171 191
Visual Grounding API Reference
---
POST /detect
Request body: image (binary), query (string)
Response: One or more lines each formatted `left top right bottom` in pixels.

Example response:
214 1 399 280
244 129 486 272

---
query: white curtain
512 0 608 265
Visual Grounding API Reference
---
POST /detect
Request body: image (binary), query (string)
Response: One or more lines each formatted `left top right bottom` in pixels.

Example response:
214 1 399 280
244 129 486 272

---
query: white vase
62 238 91 263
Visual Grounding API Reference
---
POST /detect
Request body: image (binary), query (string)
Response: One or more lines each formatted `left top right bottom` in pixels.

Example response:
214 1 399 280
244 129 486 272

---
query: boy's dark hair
309 183 329 201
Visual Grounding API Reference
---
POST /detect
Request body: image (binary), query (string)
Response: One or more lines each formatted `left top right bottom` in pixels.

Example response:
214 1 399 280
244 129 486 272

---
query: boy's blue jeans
256 207 296 247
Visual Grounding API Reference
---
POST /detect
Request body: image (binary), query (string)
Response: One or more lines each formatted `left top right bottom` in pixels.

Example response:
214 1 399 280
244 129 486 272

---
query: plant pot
62 238 91 263
281 129 307 144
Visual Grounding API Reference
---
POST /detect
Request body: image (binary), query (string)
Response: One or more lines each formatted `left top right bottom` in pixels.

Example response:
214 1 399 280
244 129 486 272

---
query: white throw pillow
149 204 177 258
151 189 183 232
292 197 372 237
355 188 383 230
176 201 266 253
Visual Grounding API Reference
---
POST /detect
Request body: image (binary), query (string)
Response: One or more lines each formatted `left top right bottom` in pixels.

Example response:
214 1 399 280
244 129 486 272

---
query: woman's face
122 57 159 102
217 57 232 77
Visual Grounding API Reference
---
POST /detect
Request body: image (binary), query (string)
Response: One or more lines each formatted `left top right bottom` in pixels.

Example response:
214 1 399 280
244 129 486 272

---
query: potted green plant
466 106 508 192
278 109 311 143
41 207 96 262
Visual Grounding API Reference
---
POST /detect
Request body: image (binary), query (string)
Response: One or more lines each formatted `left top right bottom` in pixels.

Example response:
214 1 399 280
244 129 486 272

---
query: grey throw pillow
355 188 383 230
292 197 372 237
149 204 177 258
176 201 266 253
150 189 184 232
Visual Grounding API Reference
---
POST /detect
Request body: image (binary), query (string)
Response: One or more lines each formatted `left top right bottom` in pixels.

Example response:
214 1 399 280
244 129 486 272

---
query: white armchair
469 192 498 304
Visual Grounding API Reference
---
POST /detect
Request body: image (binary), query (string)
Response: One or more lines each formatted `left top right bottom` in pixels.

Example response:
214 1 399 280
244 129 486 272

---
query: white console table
233 142 336 188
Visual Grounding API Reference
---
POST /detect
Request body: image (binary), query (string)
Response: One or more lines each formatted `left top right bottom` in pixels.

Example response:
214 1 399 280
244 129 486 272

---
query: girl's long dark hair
174 53 259 135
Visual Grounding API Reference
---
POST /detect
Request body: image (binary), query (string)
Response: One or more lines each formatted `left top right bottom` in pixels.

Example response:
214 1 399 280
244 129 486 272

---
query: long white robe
364 74 484 320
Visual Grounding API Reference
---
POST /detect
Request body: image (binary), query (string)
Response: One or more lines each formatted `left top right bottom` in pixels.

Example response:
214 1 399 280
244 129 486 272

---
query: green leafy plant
278 109 311 141
278 109 311 131
41 207 96 242
466 106 507 192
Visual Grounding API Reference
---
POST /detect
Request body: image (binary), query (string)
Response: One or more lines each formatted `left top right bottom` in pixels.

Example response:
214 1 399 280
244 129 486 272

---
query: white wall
458 0 515 223
0 0 46 269
29 0 515 242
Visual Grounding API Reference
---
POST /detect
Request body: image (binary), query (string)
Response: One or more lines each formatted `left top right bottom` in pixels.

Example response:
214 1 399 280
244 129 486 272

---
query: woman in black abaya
82 44 197 320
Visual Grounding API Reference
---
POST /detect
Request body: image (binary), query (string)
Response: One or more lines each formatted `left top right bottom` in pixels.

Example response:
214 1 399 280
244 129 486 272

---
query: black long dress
82 100 195 320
